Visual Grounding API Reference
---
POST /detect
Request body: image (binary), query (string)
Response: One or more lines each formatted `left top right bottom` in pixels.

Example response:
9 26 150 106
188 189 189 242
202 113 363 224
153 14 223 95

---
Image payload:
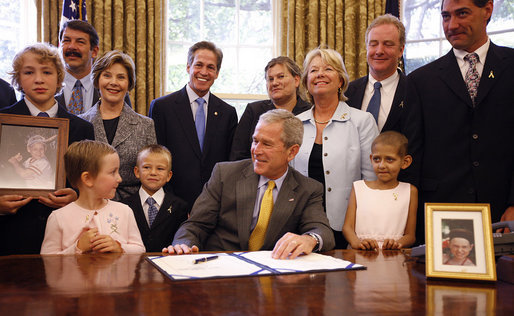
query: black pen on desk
194 255 219 264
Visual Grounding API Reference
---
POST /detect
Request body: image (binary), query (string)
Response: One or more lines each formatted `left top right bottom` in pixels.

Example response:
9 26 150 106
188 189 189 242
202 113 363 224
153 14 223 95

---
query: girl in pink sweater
41 140 145 254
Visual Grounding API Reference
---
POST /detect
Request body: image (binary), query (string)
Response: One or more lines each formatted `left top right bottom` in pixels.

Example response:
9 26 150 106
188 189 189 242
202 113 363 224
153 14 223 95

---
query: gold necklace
313 117 330 124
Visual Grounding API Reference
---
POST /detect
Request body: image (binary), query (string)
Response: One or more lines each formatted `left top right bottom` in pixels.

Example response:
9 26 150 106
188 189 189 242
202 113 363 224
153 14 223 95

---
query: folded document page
147 251 366 280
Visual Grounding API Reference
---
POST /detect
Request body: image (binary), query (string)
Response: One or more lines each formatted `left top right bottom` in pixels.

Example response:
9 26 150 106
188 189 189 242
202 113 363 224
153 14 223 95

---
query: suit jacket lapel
132 195 151 232
475 43 505 107
383 70 406 131
151 193 174 229
202 95 221 157
174 87 202 158
236 163 259 250
111 105 136 149
263 169 298 249
88 105 109 143
439 50 474 108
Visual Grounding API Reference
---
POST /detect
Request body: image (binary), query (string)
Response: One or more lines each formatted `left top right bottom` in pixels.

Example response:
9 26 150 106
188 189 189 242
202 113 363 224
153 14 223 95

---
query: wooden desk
0 250 512 315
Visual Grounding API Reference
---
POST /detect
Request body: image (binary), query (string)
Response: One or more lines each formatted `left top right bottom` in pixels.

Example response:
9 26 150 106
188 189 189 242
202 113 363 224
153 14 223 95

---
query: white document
147 251 365 280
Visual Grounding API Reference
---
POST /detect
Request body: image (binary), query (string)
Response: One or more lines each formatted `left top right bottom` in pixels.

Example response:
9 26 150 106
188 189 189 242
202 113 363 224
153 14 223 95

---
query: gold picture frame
0 113 69 197
426 284 496 315
425 203 496 281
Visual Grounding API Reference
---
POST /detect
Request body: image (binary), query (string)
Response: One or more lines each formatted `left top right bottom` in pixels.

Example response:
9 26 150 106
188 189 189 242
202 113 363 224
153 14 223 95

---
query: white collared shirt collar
453 38 490 79
257 167 288 194
24 97 58 117
186 84 210 122
139 186 166 208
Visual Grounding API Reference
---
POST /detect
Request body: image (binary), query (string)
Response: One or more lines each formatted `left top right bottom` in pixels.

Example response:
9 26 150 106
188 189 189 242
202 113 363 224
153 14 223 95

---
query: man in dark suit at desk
346 14 407 133
149 41 238 212
404 0 514 242
164 109 335 259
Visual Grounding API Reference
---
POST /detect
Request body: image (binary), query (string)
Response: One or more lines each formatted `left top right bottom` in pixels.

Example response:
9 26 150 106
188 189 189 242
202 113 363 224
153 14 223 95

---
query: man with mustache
57 20 129 114
346 14 407 133
404 0 514 242
149 41 237 213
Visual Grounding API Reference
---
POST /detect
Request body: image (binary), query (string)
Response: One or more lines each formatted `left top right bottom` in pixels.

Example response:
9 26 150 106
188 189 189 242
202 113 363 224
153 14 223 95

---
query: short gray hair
258 109 303 148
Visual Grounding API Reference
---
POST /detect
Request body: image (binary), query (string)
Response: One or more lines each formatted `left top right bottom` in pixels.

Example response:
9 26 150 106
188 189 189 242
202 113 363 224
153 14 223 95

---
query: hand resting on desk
162 232 317 259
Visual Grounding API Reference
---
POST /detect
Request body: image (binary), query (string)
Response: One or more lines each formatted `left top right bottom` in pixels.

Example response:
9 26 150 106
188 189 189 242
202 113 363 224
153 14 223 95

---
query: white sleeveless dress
354 180 411 248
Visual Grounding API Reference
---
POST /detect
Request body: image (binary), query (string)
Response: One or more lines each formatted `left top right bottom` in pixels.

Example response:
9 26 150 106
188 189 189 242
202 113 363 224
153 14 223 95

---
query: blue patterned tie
67 80 84 114
367 81 382 123
195 97 206 151
146 197 158 226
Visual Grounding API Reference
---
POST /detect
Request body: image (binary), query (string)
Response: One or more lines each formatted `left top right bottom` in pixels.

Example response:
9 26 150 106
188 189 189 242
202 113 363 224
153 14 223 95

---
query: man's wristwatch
305 232 321 252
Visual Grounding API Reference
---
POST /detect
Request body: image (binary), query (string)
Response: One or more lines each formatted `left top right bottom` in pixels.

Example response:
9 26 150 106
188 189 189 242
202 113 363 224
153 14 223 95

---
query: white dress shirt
138 187 165 226
360 71 399 131
186 84 209 127
25 97 59 117
453 38 490 81
62 71 96 112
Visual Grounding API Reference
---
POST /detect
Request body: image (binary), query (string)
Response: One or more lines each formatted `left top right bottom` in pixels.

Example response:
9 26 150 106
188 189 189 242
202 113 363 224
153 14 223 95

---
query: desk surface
0 250 512 315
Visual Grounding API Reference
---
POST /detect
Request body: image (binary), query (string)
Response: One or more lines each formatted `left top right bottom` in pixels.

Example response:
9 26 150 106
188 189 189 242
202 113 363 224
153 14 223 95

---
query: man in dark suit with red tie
149 41 238 212
346 14 407 133
404 0 514 242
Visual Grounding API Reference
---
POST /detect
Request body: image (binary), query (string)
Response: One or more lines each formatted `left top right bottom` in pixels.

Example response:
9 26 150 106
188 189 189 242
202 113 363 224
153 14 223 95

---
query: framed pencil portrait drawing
0 113 69 197
425 203 496 281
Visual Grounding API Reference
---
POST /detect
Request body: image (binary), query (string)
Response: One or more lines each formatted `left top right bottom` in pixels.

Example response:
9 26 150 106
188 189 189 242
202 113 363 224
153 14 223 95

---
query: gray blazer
172 159 335 252
80 103 156 200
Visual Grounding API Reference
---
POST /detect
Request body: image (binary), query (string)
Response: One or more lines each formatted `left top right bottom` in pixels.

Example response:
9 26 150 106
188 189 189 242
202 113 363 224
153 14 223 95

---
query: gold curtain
280 0 386 81
36 0 166 115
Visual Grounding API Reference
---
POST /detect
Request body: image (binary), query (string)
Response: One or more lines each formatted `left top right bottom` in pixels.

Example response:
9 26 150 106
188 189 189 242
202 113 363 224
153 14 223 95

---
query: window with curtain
0 0 37 83
166 0 275 117
401 0 514 74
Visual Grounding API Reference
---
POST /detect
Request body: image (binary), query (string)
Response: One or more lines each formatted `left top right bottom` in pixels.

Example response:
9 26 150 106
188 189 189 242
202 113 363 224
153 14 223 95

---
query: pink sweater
41 200 145 254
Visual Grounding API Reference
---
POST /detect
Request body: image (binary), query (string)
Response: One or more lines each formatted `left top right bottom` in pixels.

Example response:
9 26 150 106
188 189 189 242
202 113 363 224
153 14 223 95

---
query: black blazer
0 100 94 255
122 190 188 252
404 43 514 242
149 86 238 210
0 78 17 109
346 69 407 133
229 97 311 161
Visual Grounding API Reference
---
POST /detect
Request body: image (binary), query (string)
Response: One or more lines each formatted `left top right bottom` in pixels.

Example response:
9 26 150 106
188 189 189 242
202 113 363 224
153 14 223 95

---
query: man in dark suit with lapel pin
56 20 130 114
149 41 238 212
163 109 335 258
346 14 407 133
404 0 514 242
122 145 188 252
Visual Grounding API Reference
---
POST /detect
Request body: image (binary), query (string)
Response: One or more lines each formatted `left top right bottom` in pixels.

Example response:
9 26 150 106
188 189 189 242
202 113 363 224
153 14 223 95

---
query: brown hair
187 41 223 73
92 50 136 91
371 131 409 157
9 43 65 94
59 20 99 49
265 56 303 97
136 144 172 171
65 140 117 189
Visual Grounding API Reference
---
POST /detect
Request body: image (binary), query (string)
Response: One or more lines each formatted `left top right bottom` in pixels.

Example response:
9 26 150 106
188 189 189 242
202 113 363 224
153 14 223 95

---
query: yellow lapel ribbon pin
399 101 404 108
488 71 494 79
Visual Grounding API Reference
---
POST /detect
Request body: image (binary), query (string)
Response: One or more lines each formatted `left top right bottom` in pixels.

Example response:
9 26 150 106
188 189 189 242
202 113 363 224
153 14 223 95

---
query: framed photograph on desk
425 203 496 281
0 113 69 197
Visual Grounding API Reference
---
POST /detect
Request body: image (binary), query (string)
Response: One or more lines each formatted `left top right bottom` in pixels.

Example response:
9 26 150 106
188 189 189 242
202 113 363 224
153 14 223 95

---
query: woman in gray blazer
80 50 156 201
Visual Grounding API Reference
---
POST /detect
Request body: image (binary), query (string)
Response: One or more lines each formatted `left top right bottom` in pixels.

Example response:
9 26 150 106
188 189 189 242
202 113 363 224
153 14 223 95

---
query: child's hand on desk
356 239 379 250
91 234 123 253
382 239 402 250
39 188 78 208
77 227 98 253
